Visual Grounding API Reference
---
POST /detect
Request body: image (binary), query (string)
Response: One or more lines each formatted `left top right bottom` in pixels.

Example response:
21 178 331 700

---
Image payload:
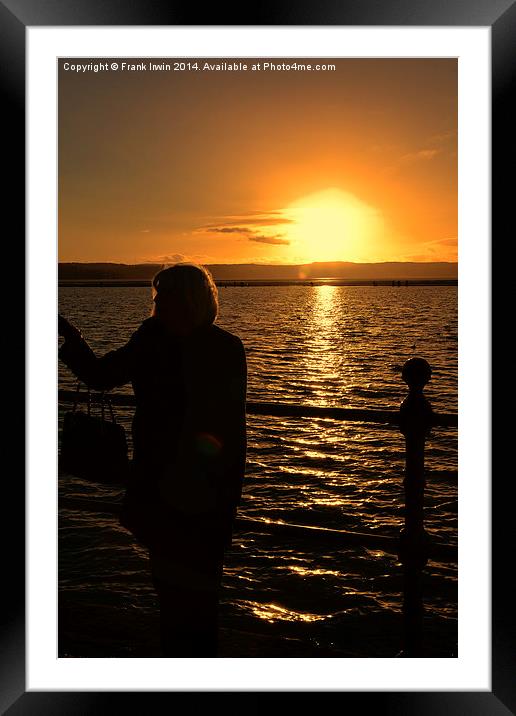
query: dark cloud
198 212 295 232
198 222 291 245
216 215 295 227
248 234 290 246
209 226 253 234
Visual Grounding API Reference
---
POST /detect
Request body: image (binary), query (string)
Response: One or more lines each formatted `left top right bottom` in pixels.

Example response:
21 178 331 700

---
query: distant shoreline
59 278 458 288
58 260 458 284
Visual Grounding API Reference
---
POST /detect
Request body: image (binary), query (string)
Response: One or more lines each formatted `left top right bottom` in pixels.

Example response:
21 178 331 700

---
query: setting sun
284 188 383 263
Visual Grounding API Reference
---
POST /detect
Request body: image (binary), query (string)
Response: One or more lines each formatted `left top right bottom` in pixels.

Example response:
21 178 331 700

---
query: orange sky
58 58 457 265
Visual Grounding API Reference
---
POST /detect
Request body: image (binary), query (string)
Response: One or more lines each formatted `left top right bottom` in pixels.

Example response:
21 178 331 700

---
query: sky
58 58 457 266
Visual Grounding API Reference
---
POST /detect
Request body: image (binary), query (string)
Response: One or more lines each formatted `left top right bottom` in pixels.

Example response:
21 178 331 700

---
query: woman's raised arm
58 313 143 391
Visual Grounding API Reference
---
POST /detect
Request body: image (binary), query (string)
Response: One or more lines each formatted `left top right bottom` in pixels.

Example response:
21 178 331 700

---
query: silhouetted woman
58 263 247 657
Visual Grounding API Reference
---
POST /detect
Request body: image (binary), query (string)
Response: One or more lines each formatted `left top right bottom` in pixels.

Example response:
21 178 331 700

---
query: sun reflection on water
242 600 329 624
287 566 340 577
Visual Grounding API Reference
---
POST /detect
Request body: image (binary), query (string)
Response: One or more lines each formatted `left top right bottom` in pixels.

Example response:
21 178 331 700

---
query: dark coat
59 317 247 555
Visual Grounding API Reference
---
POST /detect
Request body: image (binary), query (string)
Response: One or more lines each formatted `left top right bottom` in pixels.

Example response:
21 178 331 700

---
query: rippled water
58 285 458 657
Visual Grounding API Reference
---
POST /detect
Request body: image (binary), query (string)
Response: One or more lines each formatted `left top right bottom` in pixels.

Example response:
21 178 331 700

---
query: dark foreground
58 597 457 658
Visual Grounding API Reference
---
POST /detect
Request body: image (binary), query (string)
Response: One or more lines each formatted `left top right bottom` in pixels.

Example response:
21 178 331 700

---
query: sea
58 283 458 658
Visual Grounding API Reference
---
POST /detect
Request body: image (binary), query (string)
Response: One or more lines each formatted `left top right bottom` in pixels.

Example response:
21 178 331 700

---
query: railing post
398 357 434 657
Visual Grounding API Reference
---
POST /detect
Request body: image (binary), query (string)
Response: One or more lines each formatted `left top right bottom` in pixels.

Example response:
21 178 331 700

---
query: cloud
400 148 440 163
141 253 213 264
196 216 292 246
248 234 290 245
209 226 253 234
160 254 186 263
197 211 295 233
215 214 295 227
399 130 455 165
141 253 186 264
422 237 457 250
402 236 457 262
429 130 456 143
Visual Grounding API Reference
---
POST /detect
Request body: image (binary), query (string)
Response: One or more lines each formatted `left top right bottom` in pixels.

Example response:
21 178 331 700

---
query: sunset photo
57 57 458 658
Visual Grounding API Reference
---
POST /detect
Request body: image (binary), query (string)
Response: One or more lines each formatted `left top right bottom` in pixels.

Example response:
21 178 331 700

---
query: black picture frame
1 0 511 711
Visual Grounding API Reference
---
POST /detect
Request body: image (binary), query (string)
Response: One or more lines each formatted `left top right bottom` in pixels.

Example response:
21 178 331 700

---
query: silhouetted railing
58 357 457 656
58 390 457 428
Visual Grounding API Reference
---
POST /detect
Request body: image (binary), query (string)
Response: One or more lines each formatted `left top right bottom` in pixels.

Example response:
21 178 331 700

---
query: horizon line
59 259 458 266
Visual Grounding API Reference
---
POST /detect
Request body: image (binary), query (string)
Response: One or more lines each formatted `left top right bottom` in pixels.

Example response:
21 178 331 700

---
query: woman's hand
58 314 82 341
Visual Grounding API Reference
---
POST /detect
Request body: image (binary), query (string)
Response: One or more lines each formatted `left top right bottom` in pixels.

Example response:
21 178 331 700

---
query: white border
27 27 490 691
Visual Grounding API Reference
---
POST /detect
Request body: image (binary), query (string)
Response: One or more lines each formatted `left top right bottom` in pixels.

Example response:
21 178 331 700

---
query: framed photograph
2 0 511 710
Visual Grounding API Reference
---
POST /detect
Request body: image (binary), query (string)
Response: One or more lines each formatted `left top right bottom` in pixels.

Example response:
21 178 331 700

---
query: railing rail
58 496 457 563
58 390 457 428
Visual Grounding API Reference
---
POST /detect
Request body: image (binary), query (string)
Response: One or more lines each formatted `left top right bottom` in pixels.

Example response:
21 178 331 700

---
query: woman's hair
151 263 218 331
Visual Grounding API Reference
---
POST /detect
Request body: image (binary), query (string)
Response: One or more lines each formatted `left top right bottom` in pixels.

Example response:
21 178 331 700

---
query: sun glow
285 188 383 263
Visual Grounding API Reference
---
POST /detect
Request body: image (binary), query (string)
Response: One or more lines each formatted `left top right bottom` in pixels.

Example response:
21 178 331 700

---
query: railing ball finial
401 357 432 393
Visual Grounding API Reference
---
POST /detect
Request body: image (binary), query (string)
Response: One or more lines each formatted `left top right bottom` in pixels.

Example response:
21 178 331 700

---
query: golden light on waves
243 601 328 624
